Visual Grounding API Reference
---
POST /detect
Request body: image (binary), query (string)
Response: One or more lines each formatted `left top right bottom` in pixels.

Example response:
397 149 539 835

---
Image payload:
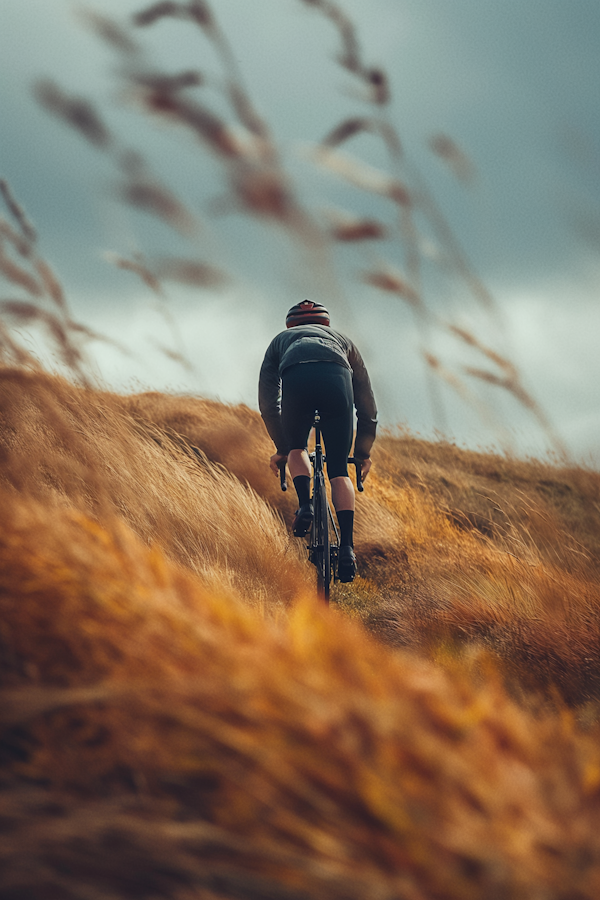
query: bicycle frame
310 412 337 601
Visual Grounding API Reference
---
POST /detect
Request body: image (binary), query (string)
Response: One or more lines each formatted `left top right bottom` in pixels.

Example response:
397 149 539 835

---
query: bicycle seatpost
313 410 324 465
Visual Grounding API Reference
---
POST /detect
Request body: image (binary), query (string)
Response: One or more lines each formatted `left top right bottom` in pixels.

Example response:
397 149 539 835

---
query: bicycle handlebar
279 463 287 492
348 457 364 492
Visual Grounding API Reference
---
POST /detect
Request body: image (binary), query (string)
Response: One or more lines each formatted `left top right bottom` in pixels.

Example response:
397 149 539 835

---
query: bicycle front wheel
313 472 331 602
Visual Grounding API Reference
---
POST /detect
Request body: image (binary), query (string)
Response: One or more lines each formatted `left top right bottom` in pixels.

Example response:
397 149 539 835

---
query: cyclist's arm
258 345 287 454
348 343 377 460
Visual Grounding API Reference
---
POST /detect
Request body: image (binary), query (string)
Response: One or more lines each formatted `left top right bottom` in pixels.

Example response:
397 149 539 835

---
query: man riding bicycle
258 300 377 583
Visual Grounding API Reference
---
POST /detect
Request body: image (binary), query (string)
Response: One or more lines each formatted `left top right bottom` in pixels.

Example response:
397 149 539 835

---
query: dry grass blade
449 324 516 377
401 158 497 314
0 301 88 381
133 0 214 31
107 252 227 296
463 365 569 458
131 1 271 148
231 163 297 221
79 9 139 54
0 245 43 296
149 339 194 370
104 251 164 295
134 85 242 157
119 176 197 234
226 81 271 142
33 258 67 311
156 257 228 287
423 351 503 438
133 1 181 26
429 133 476 184
323 117 369 147
66 319 132 357
117 151 199 235
362 266 421 308
34 80 113 149
299 0 389 104
0 180 110 383
310 146 410 205
425 352 479 400
322 117 403 158
132 68 204 92
464 367 538 412
327 213 387 242
0 216 31 257
0 179 37 244
0 319 42 368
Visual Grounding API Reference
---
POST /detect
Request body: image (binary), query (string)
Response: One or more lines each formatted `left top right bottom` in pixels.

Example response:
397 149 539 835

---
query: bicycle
280 410 363 602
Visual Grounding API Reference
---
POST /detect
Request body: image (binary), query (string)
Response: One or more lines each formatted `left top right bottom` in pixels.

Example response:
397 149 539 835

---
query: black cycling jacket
258 324 377 459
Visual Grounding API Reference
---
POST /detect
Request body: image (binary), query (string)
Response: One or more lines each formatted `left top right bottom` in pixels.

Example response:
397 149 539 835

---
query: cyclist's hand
270 453 287 476
360 458 372 481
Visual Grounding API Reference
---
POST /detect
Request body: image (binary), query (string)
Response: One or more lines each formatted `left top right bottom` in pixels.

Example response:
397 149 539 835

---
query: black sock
336 510 354 547
293 475 311 508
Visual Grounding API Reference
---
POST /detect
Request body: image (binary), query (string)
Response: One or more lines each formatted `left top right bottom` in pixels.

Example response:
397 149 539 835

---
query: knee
288 448 307 461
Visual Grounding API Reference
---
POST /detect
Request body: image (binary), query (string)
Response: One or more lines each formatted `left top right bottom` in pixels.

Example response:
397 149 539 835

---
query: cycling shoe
292 502 314 537
338 545 357 583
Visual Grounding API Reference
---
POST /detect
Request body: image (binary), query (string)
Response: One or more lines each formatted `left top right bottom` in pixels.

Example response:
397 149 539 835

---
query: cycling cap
286 299 330 328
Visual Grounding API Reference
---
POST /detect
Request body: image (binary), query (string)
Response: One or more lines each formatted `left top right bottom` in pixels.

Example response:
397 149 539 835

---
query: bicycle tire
313 470 331 602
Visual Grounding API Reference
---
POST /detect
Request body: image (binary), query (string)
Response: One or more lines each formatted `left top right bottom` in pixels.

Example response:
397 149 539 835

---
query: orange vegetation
2 366 600 899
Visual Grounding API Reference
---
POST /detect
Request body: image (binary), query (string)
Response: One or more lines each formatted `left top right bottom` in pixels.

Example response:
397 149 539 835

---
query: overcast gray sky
1 0 599 463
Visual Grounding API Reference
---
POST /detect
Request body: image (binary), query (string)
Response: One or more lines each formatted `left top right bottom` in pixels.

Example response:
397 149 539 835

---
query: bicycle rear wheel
313 471 331 602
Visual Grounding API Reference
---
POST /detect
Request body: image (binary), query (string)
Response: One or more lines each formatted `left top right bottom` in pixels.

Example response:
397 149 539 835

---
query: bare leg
330 475 355 512
288 448 311 479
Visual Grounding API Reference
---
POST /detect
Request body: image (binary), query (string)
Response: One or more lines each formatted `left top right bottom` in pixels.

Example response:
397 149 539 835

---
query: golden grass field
2 365 600 899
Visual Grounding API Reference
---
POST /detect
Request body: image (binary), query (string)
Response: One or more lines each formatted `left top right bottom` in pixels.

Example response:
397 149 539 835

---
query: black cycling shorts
281 361 353 479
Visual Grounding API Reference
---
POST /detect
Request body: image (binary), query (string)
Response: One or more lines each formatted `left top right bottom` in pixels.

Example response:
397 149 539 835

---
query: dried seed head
323 118 368 147
430 134 476 183
449 325 516 377
104 252 164 295
233 165 294 221
325 209 387 242
34 81 112 149
362 268 421 306
155 257 227 288
132 70 204 92
188 0 214 29
323 118 402 158
133 0 213 30
133 1 180 27
119 179 196 235
310 147 410 206
136 88 241 157
366 68 389 104
79 10 138 54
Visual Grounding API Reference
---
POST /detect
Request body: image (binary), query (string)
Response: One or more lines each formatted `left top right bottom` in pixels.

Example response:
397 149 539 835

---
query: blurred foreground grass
1 367 600 899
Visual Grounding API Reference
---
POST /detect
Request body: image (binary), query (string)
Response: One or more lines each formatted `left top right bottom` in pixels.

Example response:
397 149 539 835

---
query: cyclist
258 300 377 583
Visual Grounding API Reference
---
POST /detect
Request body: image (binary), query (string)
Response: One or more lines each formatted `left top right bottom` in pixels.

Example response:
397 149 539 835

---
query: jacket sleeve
258 340 287 454
347 342 377 459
